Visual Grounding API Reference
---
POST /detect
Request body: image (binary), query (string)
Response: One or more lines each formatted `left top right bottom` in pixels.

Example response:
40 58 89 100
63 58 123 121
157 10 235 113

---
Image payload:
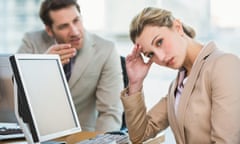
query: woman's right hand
126 44 152 95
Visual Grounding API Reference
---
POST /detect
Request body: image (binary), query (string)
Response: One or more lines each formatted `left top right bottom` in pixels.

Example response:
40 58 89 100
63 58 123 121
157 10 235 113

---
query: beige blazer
18 30 123 131
121 42 240 144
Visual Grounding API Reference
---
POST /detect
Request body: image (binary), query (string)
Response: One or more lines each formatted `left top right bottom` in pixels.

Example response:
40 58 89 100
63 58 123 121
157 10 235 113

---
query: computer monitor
9 54 81 144
0 54 17 123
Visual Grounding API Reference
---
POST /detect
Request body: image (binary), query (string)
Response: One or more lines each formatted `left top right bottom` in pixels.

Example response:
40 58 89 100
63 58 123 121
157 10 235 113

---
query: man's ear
45 26 54 37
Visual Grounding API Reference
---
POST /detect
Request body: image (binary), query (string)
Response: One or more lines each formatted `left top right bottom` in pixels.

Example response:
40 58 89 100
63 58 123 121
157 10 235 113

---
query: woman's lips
166 57 174 66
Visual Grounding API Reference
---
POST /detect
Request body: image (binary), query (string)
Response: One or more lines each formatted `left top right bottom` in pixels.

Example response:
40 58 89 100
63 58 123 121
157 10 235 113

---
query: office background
1 0 240 143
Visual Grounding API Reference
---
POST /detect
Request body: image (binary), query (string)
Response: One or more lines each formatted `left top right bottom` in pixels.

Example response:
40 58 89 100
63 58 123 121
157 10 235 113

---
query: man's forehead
50 7 80 25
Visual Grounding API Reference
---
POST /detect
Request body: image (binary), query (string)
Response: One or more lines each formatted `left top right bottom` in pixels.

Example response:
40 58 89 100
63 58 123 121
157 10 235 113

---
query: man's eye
74 17 81 24
58 24 68 30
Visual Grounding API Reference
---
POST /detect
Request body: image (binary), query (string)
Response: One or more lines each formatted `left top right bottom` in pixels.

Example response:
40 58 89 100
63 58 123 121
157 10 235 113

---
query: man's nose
69 24 79 35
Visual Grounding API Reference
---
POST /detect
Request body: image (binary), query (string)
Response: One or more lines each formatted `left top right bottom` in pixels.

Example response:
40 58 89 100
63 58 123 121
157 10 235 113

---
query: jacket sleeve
121 88 169 143
17 32 36 53
95 43 124 131
210 54 240 143
17 31 50 54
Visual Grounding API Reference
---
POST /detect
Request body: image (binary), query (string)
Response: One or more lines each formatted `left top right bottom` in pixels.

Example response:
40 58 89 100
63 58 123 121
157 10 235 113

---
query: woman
121 7 240 144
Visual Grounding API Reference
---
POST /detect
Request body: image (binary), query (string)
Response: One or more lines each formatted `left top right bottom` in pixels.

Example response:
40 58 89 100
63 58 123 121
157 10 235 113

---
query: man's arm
95 45 124 132
17 31 76 65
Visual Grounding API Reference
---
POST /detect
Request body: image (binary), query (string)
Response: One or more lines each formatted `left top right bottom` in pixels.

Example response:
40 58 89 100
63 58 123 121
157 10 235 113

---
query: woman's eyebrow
151 34 160 45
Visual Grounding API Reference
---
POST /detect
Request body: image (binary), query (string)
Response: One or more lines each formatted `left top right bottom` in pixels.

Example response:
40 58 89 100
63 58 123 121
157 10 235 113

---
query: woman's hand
126 44 152 95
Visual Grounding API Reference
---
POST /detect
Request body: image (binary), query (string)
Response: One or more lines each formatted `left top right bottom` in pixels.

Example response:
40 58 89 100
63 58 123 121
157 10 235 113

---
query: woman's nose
157 49 166 63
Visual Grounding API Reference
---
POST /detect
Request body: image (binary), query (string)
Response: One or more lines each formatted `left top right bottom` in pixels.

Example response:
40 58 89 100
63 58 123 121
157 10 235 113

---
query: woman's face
135 20 187 69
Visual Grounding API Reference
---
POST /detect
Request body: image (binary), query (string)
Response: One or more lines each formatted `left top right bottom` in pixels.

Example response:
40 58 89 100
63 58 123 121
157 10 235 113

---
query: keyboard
76 133 129 144
0 123 25 140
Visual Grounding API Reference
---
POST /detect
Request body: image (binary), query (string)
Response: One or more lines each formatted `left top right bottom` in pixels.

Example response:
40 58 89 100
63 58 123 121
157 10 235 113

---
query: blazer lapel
176 42 217 142
168 77 184 142
68 31 95 88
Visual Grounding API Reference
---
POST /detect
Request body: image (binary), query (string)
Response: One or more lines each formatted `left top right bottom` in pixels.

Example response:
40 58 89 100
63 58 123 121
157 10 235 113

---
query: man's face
46 5 84 50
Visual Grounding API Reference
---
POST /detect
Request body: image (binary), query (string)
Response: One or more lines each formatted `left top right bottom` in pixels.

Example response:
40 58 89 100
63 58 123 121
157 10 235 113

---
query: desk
1 131 165 144
1 131 101 144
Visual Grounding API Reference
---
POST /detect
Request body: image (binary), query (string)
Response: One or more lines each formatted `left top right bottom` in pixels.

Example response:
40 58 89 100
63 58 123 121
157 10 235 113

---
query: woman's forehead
136 26 168 43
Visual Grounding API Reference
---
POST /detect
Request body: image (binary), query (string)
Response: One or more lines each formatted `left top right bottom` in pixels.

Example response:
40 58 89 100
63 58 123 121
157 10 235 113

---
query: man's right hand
45 43 76 65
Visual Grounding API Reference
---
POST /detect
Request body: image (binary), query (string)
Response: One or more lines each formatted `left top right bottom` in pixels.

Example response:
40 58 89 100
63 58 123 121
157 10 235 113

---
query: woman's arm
211 54 240 143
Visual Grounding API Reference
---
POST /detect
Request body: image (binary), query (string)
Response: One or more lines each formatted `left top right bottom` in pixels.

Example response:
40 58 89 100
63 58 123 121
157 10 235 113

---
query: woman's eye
147 52 154 58
142 52 153 63
156 39 163 46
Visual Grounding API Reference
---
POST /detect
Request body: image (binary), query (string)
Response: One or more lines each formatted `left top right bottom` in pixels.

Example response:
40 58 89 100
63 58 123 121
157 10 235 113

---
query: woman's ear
173 19 184 36
45 26 54 37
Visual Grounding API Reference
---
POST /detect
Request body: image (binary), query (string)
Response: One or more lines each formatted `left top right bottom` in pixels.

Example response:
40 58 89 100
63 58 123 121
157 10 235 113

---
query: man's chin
70 39 83 48
71 43 82 50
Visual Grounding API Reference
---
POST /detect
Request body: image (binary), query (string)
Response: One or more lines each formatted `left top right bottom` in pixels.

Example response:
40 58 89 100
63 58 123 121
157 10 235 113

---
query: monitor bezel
10 54 81 143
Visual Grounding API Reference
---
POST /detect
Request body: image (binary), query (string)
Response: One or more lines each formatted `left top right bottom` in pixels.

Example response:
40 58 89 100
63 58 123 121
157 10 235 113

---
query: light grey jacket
121 42 240 143
18 30 123 131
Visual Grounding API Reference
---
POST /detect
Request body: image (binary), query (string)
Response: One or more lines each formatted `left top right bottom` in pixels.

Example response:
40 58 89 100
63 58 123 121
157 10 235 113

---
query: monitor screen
10 54 81 143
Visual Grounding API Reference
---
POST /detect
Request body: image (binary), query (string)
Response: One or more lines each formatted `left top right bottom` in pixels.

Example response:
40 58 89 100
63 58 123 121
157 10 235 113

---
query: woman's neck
184 40 203 76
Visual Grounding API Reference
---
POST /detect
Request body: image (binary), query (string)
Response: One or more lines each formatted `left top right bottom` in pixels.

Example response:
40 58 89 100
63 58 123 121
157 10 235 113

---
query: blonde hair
130 7 196 43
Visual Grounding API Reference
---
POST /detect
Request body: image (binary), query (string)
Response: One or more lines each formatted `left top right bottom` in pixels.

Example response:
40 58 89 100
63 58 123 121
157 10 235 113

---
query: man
17 0 123 132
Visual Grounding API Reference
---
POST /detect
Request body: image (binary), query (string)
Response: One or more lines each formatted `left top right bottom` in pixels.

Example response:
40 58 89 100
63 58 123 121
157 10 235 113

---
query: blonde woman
121 7 240 143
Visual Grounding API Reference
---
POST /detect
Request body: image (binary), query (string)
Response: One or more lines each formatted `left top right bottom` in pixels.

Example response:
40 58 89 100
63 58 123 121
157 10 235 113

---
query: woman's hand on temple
126 44 152 94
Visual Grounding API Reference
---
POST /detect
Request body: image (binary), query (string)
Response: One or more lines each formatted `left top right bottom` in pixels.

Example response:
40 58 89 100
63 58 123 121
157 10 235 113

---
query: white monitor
9 54 81 143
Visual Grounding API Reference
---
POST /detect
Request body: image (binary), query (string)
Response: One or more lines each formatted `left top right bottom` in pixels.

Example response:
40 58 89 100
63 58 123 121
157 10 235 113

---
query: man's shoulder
20 30 54 52
87 31 114 46
24 30 51 40
25 29 45 36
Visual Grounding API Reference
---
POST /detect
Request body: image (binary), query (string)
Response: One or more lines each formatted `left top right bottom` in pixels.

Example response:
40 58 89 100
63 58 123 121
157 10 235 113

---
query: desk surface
1 131 165 144
1 131 101 144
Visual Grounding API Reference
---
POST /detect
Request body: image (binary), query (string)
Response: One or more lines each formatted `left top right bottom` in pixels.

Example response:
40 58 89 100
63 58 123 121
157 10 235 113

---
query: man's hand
45 43 76 65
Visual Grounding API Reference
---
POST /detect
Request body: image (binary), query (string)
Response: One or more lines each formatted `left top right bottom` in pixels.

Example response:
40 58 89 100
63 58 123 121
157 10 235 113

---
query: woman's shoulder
208 49 240 65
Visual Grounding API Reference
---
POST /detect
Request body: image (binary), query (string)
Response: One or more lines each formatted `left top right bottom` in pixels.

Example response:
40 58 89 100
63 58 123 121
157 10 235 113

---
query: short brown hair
39 0 81 27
